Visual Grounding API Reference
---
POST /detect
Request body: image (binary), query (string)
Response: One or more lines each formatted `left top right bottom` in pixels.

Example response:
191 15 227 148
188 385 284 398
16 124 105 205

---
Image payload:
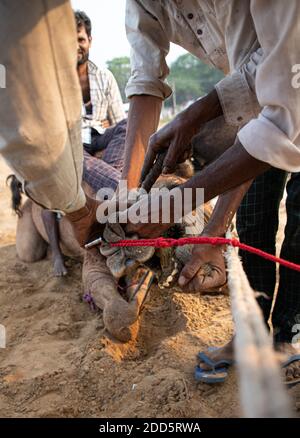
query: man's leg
0 0 85 213
192 121 290 374
42 210 67 277
273 172 300 338
198 168 287 371
101 119 126 172
272 173 300 370
83 150 121 194
82 119 126 193
236 168 288 323
272 173 300 382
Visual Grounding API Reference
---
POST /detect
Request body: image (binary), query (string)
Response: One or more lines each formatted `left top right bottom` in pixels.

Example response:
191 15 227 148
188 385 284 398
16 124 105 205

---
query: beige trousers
0 0 85 213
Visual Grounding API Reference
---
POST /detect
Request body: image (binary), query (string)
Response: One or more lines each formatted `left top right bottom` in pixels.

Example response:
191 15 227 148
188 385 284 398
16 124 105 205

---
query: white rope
225 234 292 418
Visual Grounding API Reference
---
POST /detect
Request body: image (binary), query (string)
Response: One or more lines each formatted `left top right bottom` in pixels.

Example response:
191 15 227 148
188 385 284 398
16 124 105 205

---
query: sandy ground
0 156 299 418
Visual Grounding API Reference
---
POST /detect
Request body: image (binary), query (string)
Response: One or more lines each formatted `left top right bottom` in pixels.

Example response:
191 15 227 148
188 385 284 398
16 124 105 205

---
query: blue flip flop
194 346 234 384
194 365 228 383
282 354 300 386
197 346 234 368
197 349 300 385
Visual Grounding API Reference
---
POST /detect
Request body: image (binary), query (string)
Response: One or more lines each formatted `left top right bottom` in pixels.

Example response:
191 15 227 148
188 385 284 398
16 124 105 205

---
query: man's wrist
180 89 223 133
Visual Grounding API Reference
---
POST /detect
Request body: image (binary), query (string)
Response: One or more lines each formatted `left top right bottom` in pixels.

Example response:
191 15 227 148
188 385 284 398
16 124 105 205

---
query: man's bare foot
53 256 67 277
197 338 234 370
275 342 300 383
178 243 227 292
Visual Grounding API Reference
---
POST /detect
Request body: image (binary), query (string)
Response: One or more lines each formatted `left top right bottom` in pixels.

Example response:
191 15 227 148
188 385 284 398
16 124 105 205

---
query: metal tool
84 236 102 249
141 151 167 192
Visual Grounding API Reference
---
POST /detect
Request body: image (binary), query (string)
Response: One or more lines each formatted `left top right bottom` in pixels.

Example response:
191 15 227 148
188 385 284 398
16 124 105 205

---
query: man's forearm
139 88 223 181
202 180 253 237
178 89 223 135
122 95 162 189
181 139 270 208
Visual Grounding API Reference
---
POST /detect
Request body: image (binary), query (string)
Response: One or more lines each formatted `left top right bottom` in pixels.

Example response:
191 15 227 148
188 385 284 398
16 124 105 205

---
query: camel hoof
103 299 139 343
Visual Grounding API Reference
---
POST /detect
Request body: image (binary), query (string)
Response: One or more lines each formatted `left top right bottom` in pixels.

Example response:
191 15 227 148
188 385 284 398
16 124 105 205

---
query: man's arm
201 181 253 238
178 180 253 290
123 0 172 188
121 95 162 189
140 42 265 182
141 89 222 179
182 139 269 207
135 0 300 234
139 1 266 181
125 139 269 238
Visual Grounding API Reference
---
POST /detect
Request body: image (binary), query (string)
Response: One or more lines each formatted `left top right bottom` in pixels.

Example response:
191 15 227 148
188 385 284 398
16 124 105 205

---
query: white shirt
82 60 125 145
125 0 300 172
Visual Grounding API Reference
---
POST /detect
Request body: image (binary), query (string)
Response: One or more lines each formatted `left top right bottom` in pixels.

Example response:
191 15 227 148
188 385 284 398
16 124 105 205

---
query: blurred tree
106 53 224 107
166 53 224 107
106 56 131 102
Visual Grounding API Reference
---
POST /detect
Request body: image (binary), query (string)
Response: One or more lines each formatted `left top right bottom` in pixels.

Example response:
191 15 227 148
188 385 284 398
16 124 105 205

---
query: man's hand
101 119 110 129
125 217 171 239
178 241 227 293
66 196 104 247
122 190 174 238
140 89 222 186
141 114 194 178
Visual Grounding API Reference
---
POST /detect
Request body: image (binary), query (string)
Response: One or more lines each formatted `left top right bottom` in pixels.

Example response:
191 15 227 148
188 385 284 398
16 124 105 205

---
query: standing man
28 9 128 275
0 0 101 247
121 0 300 383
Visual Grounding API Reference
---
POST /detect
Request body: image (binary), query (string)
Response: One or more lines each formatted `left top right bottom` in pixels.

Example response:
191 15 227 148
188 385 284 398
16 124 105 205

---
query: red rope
111 236 300 273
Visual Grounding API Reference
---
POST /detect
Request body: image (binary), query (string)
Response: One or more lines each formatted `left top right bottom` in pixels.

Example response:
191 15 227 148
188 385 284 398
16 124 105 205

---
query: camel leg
82 248 150 342
16 199 48 262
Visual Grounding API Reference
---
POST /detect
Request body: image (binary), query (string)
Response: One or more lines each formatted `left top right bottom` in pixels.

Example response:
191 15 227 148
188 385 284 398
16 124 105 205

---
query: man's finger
197 273 220 291
178 259 201 287
183 147 192 161
187 269 226 292
162 141 180 174
184 276 203 293
141 151 166 192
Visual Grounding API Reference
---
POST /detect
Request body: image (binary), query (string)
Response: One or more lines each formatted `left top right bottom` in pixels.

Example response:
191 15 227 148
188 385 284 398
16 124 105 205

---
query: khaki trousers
0 0 85 213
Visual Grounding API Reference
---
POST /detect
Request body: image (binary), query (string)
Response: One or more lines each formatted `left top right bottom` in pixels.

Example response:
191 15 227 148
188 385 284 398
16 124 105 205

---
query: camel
8 162 215 343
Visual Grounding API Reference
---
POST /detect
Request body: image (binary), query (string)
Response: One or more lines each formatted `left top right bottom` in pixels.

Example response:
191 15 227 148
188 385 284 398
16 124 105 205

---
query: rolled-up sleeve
213 0 263 127
237 0 300 171
125 0 172 100
215 49 263 126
